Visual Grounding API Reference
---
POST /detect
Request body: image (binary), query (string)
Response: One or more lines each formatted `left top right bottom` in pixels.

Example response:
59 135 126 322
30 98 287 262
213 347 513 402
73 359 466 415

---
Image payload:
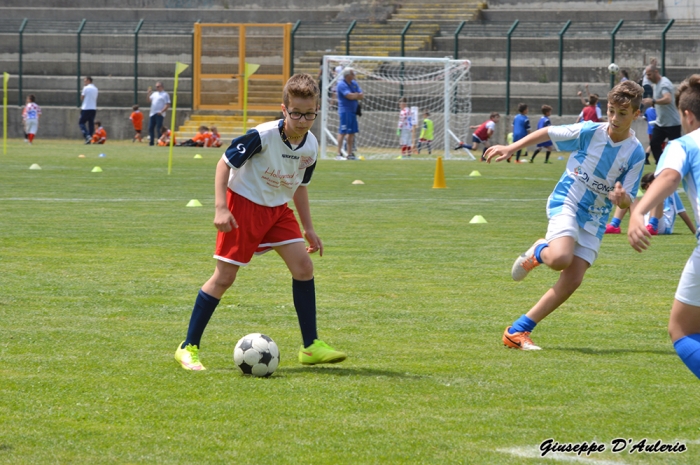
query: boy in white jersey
22 95 41 144
174 74 347 370
628 74 700 380
485 81 646 350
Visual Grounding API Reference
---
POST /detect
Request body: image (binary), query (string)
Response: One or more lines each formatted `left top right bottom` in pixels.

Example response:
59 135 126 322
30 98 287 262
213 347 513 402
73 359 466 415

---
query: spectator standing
79 76 98 144
642 64 682 164
147 81 171 146
335 68 363 160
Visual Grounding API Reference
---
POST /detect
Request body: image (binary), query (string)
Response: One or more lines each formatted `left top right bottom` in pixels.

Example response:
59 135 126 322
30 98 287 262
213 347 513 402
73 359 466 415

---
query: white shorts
545 213 601 265
24 119 38 135
400 128 412 146
675 246 700 306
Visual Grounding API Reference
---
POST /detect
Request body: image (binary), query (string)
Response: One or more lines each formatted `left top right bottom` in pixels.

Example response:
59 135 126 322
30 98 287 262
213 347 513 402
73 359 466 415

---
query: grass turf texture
1 139 699 464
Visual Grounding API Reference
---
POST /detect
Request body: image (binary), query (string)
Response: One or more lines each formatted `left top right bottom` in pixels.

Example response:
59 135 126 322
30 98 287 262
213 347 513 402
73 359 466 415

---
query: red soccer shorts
214 190 304 266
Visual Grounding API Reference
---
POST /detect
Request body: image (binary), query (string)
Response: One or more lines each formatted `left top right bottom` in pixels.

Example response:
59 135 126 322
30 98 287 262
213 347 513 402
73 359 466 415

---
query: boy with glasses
175 74 346 371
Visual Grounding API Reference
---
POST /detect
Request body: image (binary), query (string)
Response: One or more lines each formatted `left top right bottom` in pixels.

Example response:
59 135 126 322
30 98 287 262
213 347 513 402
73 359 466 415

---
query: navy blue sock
509 314 537 334
534 242 549 263
611 217 621 228
673 334 700 379
182 289 220 349
649 217 659 231
293 278 318 348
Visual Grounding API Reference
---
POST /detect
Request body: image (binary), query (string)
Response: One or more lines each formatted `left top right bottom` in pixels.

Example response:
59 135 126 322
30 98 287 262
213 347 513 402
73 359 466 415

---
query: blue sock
293 278 318 348
182 289 220 349
611 217 621 228
508 314 537 334
649 217 659 231
534 243 549 263
673 334 700 379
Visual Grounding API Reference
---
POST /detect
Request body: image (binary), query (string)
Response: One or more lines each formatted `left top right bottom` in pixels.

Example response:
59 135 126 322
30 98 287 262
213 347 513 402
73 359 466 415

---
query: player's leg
275 241 347 365
669 249 700 379
175 260 239 371
149 116 156 146
346 132 356 159
544 151 552 163
606 206 628 234
78 111 90 141
530 148 541 162
650 126 666 165
647 202 664 235
427 140 432 155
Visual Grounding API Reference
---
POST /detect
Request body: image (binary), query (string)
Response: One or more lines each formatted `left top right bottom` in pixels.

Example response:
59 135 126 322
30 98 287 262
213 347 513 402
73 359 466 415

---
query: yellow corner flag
168 61 189 175
243 63 260 133
3 72 10 155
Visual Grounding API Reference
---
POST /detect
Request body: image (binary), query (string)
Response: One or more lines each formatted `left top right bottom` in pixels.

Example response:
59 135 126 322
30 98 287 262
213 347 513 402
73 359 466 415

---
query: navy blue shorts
339 112 359 134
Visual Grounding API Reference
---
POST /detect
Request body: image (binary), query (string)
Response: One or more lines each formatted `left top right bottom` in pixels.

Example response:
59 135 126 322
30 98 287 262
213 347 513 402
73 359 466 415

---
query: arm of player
679 211 697 235
628 169 681 252
213 158 238 232
293 186 323 256
485 127 551 163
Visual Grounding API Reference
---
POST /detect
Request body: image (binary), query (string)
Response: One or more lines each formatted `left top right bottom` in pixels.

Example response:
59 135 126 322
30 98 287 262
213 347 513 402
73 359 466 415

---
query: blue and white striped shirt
548 122 646 239
656 127 700 240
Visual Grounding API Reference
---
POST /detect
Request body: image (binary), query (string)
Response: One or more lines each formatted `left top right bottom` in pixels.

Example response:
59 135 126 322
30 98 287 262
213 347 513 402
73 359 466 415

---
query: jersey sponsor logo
282 154 300 160
299 156 315 169
572 166 614 194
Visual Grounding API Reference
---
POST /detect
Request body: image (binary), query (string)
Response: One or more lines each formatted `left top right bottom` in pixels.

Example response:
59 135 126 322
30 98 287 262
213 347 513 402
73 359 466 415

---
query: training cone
352 180 365 185
29 163 41 170
469 170 482 177
469 215 488 224
194 154 202 159
395 155 403 159
433 156 446 189
91 166 102 172
558 156 565 160
358 155 365 160
78 154 85 158
186 199 202 207
99 153 106 158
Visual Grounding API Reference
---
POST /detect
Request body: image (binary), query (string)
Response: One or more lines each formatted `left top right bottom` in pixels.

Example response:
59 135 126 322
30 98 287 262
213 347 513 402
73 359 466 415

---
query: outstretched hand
484 145 513 163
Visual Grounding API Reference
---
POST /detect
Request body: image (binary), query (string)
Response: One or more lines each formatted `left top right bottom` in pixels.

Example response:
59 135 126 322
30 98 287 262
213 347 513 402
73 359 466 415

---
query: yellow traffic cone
433 157 446 189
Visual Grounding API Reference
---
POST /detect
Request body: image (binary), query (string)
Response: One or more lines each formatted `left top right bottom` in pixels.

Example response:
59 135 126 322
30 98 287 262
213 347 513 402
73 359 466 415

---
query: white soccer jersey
655 127 700 240
221 119 318 207
548 122 646 239
22 102 41 120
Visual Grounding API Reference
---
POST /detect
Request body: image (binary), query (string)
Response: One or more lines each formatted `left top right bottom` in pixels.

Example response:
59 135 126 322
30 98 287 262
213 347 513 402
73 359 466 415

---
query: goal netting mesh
320 55 472 160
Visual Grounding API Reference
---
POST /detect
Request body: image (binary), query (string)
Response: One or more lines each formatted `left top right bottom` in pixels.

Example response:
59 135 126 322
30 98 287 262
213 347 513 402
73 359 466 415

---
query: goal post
320 55 472 160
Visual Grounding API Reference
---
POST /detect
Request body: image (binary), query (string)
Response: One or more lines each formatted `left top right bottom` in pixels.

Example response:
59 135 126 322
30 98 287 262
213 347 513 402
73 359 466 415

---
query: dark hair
490 111 500 119
517 103 527 113
95 120 101 126
27 94 35 102
283 73 320 107
641 172 655 191
608 80 644 111
398 96 408 104
588 94 599 106
161 126 168 133
676 74 700 121
541 105 552 115
85 76 93 83
132 104 139 111
621 70 629 78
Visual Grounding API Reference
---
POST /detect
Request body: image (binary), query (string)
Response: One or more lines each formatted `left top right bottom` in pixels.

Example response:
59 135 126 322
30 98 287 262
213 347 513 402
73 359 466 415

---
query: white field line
498 446 625 465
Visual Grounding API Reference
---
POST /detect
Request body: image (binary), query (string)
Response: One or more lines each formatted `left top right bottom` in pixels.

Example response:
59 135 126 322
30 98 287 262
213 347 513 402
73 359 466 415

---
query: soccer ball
608 63 620 75
233 333 280 377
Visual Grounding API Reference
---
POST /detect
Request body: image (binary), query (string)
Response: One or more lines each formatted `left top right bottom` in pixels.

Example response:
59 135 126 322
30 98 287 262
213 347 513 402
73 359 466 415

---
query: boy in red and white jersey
22 95 42 144
456 111 500 161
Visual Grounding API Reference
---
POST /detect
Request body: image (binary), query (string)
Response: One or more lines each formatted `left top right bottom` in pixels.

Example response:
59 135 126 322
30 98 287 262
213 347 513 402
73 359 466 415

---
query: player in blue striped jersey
486 81 646 350
628 74 700 379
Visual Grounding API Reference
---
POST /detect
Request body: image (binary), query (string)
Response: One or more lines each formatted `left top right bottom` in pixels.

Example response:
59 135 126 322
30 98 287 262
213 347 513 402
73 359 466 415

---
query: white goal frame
320 55 472 160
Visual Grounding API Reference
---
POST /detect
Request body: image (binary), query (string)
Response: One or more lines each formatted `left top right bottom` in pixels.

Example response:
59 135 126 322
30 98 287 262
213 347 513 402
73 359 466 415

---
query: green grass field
1 139 699 464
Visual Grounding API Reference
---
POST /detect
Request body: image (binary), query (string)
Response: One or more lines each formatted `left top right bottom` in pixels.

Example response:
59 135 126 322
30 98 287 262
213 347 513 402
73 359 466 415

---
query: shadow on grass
278 366 424 379
551 347 675 356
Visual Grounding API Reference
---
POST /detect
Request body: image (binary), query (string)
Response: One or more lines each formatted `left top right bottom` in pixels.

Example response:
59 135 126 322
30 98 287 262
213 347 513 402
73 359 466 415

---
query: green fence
0 19 196 108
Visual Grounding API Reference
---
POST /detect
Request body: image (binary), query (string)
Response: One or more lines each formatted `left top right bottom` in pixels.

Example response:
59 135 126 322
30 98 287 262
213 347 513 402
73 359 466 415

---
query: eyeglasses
287 111 317 121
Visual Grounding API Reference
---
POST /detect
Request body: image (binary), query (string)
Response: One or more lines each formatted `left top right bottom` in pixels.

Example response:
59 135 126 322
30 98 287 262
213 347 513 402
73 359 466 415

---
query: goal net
320 55 472 160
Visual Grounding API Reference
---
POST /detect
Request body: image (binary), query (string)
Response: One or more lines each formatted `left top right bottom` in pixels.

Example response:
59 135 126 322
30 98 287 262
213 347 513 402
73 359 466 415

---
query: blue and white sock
673 334 700 380
508 314 537 334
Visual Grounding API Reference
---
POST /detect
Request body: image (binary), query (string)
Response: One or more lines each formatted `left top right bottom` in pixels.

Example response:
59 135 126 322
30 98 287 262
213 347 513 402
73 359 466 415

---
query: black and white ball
608 63 620 75
233 333 280 377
